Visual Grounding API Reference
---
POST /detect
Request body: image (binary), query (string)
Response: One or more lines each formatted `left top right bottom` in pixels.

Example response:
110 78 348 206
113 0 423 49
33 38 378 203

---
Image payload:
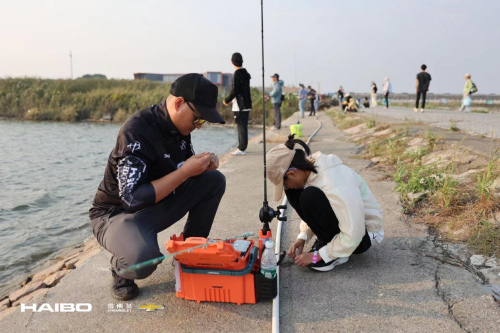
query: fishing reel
259 202 287 234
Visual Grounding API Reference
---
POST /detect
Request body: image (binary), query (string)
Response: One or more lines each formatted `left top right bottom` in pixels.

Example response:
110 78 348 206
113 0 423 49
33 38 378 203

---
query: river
0 119 258 295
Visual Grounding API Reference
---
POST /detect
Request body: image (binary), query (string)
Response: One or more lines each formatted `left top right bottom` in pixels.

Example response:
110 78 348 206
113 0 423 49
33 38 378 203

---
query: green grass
393 160 459 208
468 220 500 257
471 109 489 114
403 147 431 162
424 128 439 148
366 117 377 129
449 120 460 132
477 148 500 202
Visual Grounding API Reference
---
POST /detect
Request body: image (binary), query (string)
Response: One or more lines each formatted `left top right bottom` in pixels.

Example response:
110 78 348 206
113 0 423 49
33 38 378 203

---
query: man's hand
206 153 219 171
223 100 229 107
265 95 270 102
287 239 305 259
180 153 211 178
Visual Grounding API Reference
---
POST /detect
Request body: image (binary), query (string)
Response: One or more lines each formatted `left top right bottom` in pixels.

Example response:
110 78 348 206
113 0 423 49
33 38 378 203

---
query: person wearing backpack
307 86 316 116
459 73 477 113
370 82 378 107
266 73 284 130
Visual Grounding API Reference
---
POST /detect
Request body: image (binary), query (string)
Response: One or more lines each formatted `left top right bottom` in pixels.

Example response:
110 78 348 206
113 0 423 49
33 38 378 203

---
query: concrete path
2 111 500 332
278 112 500 332
362 106 500 138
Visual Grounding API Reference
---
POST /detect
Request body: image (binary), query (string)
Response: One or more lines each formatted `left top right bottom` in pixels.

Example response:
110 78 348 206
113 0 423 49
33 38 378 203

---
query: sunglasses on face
185 101 206 126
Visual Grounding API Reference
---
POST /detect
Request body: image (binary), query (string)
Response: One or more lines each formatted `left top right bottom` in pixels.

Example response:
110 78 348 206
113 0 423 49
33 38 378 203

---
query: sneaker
420 108 424 113
231 149 246 156
308 257 349 272
110 268 139 300
413 108 418 112
308 238 327 253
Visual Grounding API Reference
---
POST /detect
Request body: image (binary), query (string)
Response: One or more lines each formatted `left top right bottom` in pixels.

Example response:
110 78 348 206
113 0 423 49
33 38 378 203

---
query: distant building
133 71 233 91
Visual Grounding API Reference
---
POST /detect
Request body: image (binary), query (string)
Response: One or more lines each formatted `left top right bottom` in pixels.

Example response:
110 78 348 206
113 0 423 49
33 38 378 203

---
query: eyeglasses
283 167 297 190
185 101 206 125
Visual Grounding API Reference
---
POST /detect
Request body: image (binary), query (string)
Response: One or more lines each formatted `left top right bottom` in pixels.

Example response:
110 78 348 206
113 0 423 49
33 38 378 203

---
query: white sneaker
232 149 246 156
413 108 418 112
420 108 424 113
308 256 349 272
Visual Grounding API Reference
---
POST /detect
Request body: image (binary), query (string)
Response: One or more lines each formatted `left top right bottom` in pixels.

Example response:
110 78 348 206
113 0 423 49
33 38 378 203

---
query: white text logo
21 303 92 312
127 141 141 152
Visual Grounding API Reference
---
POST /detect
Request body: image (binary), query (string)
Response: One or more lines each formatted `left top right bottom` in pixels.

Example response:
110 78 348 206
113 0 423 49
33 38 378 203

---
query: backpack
470 81 478 94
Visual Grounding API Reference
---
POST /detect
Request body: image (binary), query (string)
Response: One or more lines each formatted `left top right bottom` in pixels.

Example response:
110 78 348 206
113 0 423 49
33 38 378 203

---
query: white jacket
297 152 384 262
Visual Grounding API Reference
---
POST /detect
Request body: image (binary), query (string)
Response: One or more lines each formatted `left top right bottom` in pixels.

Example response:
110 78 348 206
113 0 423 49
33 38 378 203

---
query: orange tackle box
166 234 259 305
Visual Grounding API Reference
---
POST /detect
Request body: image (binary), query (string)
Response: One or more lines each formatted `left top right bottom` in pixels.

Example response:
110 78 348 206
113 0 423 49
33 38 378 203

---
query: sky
1 0 499 94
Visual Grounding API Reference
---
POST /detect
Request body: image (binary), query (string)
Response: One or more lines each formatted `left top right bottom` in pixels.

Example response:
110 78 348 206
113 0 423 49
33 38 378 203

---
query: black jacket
89 100 194 220
224 68 252 110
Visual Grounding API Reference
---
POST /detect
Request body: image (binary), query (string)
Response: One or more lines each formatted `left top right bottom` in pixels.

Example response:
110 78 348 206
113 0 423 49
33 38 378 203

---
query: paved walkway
2 111 500 332
362 106 500 138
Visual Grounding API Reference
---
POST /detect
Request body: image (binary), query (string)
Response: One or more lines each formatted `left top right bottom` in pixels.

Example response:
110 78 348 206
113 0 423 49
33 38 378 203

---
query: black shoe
309 238 327 253
110 268 139 300
308 257 349 272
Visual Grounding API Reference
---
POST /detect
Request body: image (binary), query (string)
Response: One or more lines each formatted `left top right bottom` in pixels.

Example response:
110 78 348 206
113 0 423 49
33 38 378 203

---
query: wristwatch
312 251 318 264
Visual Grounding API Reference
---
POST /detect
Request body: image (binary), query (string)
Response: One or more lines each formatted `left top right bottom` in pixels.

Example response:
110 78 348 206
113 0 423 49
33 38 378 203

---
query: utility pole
69 51 73 79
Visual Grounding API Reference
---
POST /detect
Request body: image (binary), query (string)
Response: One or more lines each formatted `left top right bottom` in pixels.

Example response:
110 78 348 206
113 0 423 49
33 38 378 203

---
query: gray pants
273 103 282 129
91 170 226 280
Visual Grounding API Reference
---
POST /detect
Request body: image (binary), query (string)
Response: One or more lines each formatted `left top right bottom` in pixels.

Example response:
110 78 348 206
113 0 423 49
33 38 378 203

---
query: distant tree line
0 78 298 124
80 74 107 80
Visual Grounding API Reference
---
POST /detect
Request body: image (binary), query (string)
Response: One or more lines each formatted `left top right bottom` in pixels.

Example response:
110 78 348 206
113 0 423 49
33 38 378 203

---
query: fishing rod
120 232 254 273
258 0 287 237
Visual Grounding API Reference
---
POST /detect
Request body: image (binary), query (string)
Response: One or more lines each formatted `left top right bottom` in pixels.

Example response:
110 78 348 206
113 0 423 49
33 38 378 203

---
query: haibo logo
21 303 92 312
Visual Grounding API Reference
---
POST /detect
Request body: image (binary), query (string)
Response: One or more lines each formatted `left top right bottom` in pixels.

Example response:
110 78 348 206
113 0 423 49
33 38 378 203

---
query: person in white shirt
383 78 392 109
266 135 384 271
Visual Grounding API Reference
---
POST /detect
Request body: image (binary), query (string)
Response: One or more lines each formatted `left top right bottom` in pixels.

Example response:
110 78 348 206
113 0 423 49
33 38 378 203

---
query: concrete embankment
2 110 500 333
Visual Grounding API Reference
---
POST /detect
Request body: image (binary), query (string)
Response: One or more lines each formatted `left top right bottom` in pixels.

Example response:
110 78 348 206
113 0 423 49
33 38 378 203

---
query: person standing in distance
89 74 227 300
415 64 432 113
370 82 378 107
383 78 392 109
307 85 316 116
223 52 252 156
298 84 307 118
458 73 475 113
266 74 284 130
337 86 345 104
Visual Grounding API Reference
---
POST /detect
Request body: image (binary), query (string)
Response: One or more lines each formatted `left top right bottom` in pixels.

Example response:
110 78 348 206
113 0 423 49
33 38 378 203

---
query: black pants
309 99 316 116
273 103 282 129
285 186 371 255
233 111 249 151
384 92 390 108
91 170 226 280
416 91 427 109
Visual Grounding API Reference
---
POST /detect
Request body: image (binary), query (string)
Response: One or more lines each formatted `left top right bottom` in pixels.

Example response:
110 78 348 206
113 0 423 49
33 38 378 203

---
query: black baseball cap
170 73 225 124
271 73 279 79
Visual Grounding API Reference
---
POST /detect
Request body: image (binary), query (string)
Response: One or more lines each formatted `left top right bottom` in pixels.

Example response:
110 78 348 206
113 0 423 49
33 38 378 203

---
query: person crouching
266 135 384 271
